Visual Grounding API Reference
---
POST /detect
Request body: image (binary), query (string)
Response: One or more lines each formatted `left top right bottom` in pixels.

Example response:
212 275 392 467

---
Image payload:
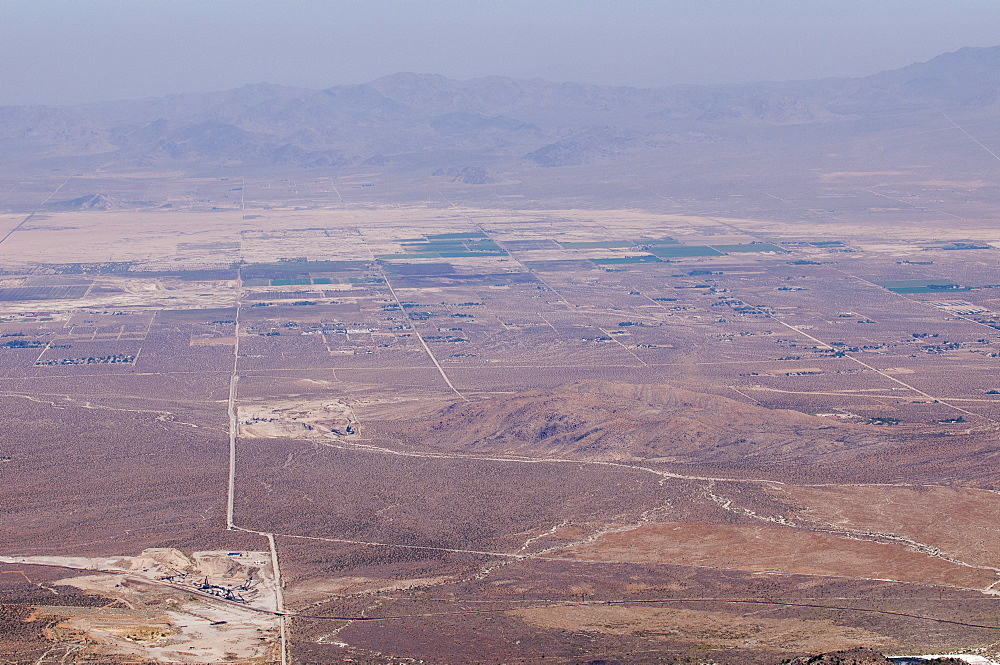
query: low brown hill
372 380 889 469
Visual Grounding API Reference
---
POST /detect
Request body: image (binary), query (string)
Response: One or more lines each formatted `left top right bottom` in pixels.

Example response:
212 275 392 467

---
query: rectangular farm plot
649 245 724 257
386 235 508 258
381 262 456 277
0 285 91 301
875 279 969 294
557 237 678 250
500 239 563 251
709 243 789 253
400 242 468 252
268 278 313 286
240 260 372 281
418 250 509 258
521 259 597 272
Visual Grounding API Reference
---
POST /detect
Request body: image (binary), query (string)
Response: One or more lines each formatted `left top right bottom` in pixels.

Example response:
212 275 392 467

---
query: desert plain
3 49 1000 665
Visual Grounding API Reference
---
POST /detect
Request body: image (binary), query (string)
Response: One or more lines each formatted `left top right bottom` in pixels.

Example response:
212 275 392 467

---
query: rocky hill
370 381 885 467
365 380 1000 484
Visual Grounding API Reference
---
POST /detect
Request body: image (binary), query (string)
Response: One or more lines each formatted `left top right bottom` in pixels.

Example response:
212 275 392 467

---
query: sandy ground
239 399 358 439
0 276 237 315
34 585 279 664
2 549 282 663
766 485 1000 572
512 605 897 653
553 521 1000 591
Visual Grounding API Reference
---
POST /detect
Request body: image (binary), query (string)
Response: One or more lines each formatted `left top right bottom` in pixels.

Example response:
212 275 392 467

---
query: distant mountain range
3 45 1000 173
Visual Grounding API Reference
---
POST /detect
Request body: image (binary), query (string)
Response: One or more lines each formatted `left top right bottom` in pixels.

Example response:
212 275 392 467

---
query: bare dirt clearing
238 399 358 439
1 549 282 663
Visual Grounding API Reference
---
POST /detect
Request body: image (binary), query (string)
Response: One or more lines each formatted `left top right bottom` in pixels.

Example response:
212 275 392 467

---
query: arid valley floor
4 51 1000 664
2 163 1000 664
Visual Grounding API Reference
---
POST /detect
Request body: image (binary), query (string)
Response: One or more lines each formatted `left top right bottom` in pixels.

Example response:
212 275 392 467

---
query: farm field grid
2 169 1000 665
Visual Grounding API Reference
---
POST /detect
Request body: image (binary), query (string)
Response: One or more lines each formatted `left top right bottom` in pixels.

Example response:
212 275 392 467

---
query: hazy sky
3 0 1000 106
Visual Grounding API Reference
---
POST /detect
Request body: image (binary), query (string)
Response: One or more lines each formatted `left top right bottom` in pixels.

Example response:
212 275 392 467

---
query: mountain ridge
4 44 1000 171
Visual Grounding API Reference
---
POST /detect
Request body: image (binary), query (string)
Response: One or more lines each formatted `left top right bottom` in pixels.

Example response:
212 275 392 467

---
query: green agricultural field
465 239 504 251
402 241 468 252
400 236 508 256
875 279 969 293
711 243 789 253
559 237 678 250
271 278 312 286
650 245 723 257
